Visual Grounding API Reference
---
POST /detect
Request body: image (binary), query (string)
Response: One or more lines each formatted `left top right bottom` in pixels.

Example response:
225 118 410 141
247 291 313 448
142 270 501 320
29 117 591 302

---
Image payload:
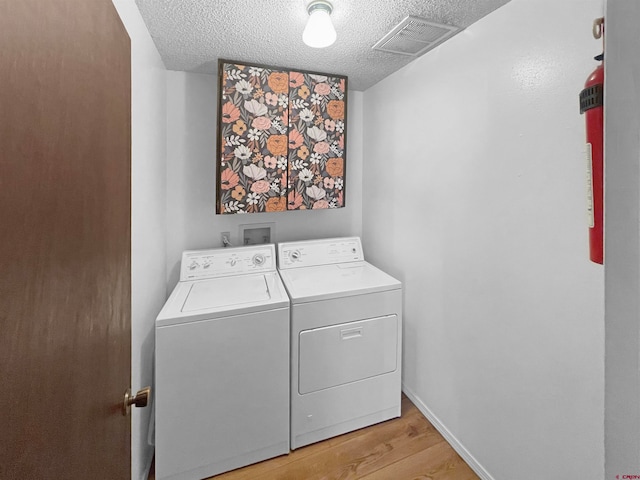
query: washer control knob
252 254 265 266
230 258 237 267
290 250 301 261
188 261 199 271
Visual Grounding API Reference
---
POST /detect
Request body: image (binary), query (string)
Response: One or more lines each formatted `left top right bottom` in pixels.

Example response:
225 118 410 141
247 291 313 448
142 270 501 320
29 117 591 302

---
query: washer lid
182 275 270 312
278 261 401 303
156 271 289 327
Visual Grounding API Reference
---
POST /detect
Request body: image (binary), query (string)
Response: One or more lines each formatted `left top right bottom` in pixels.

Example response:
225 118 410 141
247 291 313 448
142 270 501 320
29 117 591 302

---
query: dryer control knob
252 254 265 266
290 250 301 261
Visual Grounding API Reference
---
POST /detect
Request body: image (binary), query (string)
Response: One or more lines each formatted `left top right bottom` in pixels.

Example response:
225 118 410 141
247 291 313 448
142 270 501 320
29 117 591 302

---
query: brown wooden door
0 0 132 478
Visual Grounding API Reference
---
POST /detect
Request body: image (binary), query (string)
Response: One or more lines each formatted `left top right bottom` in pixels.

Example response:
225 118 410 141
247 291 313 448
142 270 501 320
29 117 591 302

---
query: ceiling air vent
372 16 460 56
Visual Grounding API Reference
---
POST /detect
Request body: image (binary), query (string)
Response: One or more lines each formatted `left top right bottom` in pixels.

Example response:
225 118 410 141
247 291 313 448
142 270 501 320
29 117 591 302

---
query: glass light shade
303 8 336 48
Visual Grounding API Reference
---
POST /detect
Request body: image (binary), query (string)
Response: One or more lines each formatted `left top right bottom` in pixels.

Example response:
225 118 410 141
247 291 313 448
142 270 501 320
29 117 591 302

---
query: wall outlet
221 232 231 247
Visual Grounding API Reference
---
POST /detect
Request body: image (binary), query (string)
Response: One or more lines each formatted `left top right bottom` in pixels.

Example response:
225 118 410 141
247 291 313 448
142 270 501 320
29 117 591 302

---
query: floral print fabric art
219 63 289 214
217 61 347 214
288 72 346 210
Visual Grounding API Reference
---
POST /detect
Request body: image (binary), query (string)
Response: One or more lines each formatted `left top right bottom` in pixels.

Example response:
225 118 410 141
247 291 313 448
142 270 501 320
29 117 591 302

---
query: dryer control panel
278 237 364 269
180 245 276 280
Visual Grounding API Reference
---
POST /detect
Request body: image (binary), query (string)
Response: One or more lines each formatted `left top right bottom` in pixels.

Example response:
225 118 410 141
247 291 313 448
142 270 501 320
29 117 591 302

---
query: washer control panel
180 245 276 280
278 237 363 269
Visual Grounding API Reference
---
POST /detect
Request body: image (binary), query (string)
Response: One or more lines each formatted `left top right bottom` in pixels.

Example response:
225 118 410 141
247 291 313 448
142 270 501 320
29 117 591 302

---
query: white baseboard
402 384 495 480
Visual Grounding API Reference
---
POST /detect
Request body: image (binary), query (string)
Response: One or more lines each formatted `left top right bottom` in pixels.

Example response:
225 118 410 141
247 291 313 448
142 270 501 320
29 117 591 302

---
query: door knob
122 386 151 416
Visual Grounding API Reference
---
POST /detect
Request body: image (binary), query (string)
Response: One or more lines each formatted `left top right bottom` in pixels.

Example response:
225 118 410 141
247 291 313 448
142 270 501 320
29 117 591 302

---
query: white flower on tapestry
235 79 253 95
243 164 267 180
234 145 252 160
248 67 263 77
246 193 260 205
309 153 322 165
270 182 280 193
306 126 327 142
335 120 344 133
277 156 288 169
334 178 343 190
244 99 268 117
298 168 314 182
309 74 328 83
306 185 326 200
247 128 261 141
278 95 288 108
299 108 314 123
310 93 322 105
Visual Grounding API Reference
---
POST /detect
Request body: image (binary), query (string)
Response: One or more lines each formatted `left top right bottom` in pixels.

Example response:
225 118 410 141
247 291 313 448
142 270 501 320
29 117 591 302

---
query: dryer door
298 315 398 395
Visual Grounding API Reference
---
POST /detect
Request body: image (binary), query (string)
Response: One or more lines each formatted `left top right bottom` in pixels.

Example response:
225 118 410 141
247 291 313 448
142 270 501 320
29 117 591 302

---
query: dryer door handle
340 327 363 340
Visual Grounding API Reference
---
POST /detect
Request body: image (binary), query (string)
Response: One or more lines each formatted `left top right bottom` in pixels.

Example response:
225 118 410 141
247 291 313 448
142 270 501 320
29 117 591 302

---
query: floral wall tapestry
288 71 346 210
217 61 347 214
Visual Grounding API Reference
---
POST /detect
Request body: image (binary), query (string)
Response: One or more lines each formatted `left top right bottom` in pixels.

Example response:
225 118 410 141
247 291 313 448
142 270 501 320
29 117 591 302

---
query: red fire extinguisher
579 17 604 264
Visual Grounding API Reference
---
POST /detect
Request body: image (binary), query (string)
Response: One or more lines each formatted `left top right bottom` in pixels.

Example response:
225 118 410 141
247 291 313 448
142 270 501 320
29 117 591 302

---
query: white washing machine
155 245 290 480
277 237 403 449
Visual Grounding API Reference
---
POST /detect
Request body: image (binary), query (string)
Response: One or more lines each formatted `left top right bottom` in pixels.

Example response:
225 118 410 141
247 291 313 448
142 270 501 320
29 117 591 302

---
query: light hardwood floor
149 395 479 480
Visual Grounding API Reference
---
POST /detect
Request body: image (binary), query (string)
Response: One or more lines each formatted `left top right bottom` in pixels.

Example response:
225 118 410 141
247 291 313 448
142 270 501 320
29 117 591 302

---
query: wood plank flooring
149 395 479 480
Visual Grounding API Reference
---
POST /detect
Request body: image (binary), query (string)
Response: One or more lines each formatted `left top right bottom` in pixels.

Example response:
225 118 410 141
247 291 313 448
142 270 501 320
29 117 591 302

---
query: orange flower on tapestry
288 190 304 210
325 158 343 177
231 186 246 201
265 196 286 212
297 145 309 160
298 85 310 99
232 120 247 135
268 72 289 94
221 102 241 123
220 168 240 190
289 72 305 88
326 100 344 120
267 135 288 156
289 129 304 150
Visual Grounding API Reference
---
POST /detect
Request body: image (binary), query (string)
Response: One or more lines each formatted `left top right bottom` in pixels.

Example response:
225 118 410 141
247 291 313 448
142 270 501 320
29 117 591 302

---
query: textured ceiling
135 0 511 91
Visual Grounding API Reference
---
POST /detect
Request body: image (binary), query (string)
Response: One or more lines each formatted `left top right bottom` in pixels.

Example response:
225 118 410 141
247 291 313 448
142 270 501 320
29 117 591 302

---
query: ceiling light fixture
303 0 336 48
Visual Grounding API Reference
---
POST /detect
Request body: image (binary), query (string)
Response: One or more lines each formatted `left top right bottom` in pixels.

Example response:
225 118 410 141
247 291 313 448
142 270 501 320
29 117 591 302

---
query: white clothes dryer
277 237 402 449
155 245 289 480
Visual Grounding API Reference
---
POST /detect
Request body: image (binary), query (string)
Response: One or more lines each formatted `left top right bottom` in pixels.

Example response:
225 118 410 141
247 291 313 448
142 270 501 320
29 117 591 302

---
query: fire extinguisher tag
586 143 595 228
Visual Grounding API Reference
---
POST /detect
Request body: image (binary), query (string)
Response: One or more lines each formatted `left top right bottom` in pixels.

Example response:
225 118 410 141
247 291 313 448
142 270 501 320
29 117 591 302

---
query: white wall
165 71 363 288
604 0 640 476
112 2 167 479
362 0 604 478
